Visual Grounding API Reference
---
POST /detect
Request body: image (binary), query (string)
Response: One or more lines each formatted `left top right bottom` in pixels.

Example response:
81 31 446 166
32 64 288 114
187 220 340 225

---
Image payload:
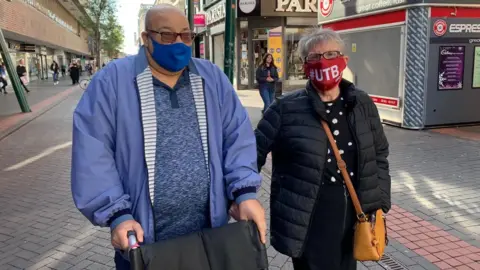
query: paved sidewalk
0 90 478 269
0 76 84 140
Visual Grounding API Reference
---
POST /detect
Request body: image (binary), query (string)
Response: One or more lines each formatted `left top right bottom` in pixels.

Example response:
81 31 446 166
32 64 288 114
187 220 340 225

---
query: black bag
129 221 268 270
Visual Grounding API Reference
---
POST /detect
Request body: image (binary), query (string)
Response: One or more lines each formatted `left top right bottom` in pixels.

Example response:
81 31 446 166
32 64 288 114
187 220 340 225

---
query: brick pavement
0 91 115 270
0 76 83 140
0 89 479 269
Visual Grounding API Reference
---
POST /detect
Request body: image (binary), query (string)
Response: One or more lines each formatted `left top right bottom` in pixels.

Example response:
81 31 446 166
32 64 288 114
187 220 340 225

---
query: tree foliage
102 14 124 59
81 0 123 65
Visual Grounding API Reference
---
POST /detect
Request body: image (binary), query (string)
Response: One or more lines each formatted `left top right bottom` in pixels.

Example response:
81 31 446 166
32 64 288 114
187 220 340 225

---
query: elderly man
71 4 265 269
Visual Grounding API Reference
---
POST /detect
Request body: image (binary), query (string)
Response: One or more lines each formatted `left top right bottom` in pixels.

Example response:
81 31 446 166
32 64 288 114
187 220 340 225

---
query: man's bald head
144 4 187 32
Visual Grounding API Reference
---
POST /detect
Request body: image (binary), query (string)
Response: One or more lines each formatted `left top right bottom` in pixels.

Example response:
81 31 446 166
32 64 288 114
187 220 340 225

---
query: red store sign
194 14 206 27
369 95 400 108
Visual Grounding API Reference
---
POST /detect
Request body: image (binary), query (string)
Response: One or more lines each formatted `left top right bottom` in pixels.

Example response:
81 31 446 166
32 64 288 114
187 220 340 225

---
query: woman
69 61 80 85
255 53 279 113
255 28 391 270
16 59 30 93
51 61 59 85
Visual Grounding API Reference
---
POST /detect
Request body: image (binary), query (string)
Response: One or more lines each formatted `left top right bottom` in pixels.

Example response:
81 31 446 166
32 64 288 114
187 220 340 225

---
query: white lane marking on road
3 141 72 171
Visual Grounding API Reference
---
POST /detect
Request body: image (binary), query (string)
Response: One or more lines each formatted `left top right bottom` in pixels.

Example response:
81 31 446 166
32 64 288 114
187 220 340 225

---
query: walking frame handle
127 230 140 249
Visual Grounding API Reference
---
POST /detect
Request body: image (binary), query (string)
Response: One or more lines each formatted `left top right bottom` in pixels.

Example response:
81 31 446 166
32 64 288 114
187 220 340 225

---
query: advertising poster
267 27 283 78
438 46 465 90
473 46 480 89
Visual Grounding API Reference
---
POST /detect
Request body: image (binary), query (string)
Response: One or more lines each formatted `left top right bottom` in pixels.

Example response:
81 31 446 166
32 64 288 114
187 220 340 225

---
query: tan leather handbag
321 120 388 261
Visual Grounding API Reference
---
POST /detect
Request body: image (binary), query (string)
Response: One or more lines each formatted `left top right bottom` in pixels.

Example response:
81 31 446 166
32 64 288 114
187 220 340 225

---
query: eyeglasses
305 51 344 62
148 29 196 43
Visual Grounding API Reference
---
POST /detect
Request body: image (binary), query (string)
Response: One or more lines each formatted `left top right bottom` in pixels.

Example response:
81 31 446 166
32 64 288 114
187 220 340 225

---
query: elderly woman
254 28 391 270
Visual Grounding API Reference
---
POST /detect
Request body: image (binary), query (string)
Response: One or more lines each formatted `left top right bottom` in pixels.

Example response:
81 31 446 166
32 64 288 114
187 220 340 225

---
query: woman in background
255 53 279 113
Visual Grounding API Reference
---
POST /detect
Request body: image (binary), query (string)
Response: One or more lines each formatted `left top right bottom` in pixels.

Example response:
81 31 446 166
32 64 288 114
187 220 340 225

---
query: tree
102 14 124 59
81 0 119 67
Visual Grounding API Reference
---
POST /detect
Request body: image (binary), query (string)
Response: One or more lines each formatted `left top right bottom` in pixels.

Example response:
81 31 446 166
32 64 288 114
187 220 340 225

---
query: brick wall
0 0 89 55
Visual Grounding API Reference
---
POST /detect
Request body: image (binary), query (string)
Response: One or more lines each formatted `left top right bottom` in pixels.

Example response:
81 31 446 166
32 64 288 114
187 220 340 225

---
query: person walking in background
255 53 279 113
61 64 66 78
51 60 60 85
254 28 391 270
16 59 30 93
0 63 8 94
69 62 80 85
71 4 266 270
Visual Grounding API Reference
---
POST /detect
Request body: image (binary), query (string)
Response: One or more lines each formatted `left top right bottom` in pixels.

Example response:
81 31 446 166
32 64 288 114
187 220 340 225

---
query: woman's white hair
298 28 345 60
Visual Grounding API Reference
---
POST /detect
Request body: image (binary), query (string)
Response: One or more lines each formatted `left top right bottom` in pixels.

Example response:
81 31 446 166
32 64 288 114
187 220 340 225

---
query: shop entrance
252 28 268 87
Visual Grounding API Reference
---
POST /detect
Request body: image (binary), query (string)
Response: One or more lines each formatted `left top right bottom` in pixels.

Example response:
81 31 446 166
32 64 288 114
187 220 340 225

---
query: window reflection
286 28 307 81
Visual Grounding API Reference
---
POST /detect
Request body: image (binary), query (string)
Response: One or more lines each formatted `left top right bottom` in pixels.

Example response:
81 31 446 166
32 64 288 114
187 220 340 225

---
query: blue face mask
149 38 191 72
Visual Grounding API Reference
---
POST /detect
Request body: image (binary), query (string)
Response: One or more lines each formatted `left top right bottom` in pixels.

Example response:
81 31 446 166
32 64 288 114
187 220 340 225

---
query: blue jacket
71 47 261 244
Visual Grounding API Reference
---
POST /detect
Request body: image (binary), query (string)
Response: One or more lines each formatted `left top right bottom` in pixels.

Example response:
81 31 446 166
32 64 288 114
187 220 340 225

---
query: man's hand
266 77 274 82
111 220 144 250
231 199 267 244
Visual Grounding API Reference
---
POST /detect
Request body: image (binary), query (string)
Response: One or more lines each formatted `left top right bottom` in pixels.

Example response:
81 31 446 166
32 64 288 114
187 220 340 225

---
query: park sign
318 0 480 24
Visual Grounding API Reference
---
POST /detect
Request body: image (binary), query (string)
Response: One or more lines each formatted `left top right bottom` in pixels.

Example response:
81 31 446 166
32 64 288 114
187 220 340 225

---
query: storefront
205 1 226 70
318 1 480 129
236 0 317 91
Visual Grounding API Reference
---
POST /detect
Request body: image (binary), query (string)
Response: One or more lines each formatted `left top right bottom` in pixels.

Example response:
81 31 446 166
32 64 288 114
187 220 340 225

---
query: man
71 4 265 269
16 59 30 93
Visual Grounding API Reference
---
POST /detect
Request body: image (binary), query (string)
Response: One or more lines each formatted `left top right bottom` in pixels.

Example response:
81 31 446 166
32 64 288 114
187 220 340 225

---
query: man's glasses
305 51 344 63
148 29 196 43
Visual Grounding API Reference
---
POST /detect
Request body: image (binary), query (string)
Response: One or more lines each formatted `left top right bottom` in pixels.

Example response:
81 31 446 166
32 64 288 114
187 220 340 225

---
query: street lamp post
223 0 235 84
0 28 31 113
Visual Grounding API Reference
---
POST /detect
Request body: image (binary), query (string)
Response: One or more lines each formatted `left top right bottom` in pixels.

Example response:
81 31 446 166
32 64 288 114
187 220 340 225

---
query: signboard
19 44 36 53
194 14 206 27
318 1 480 23
370 95 400 108
275 0 317 13
238 0 261 17
206 1 225 25
267 27 283 78
437 46 465 90
473 46 480 89
431 18 480 38
261 0 317 17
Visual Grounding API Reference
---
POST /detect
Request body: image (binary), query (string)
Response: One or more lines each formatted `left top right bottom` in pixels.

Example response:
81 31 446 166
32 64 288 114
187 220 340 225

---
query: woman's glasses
305 51 344 63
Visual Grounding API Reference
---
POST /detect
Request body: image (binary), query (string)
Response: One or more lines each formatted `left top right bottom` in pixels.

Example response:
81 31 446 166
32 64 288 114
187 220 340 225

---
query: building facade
138 4 154 47
0 0 91 82
318 0 480 128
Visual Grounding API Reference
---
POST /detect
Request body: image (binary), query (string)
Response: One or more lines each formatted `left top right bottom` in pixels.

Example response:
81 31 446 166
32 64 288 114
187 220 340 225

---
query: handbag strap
321 120 367 221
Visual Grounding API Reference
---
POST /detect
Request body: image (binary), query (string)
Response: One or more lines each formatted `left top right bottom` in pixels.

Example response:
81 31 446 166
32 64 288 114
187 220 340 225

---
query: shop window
212 34 225 71
285 28 307 82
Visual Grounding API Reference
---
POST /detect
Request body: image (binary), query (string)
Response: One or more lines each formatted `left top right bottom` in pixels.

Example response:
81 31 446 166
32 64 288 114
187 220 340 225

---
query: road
0 88 478 269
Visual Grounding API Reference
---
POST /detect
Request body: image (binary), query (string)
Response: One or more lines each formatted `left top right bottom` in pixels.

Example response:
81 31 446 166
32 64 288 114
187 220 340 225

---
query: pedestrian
255 53 279 113
0 63 8 94
61 64 66 78
69 62 80 85
254 28 391 270
71 4 265 270
51 60 59 85
16 59 30 93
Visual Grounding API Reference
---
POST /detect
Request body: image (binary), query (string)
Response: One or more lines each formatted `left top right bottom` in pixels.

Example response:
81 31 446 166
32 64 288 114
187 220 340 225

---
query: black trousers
19 78 29 92
292 183 357 270
0 77 7 92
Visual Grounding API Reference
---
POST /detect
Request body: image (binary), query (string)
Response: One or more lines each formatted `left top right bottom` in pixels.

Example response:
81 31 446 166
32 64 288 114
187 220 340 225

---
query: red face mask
304 57 347 92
